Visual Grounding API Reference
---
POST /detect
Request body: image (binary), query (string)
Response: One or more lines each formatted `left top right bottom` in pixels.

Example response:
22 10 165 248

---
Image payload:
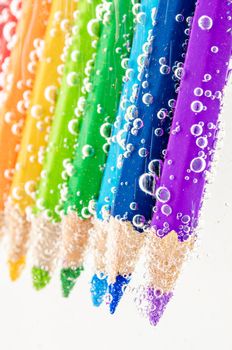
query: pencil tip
8 257 26 281
90 274 108 307
146 288 173 326
108 274 131 314
60 266 84 298
32 266 51 290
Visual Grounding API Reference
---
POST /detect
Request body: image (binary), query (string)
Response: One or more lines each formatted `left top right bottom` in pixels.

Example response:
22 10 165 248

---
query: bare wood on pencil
144 230 195 292
61 211 92 269
4 199 31 262
106 216 146 284
31 215 61 272
89 218 108 275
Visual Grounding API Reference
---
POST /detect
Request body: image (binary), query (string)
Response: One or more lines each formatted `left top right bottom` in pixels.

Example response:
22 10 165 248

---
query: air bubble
198 15 213 30
211 46 219 53
161 204 172 216
190 157 206 173
68 119 78 135
136 12 146 24
190 124 203 136
174 67 184 80
196 136 208 148
139 173 156 196
138 147 148 157
100 122 111 138
157 108 168 120
148 159 163 176
194 87 203 96
132 214 146 229
142 93 153 105
191 100 204 113
154 128 164 137
71 50 79 62
31 104 43 119
67 72 79 86
133 118 143 129
175 14 184 22
156 186 170 203
44 85 57 103
130 202 138 211
160 65 171 75
126 105 138 120
181 215 191 224
87 19 99 37
82 144 94 158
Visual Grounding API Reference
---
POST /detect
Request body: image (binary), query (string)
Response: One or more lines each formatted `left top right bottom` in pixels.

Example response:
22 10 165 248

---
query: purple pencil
139 0 232 326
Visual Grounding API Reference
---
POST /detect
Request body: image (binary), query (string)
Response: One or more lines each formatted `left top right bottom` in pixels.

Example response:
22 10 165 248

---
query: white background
0 85 231 350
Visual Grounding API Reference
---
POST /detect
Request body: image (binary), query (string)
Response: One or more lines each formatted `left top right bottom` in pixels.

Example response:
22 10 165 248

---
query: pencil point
32 266 51 290
61 266 84 298
90 273 108 307
8 257 26 281
108 274 131 314
146 288 173 326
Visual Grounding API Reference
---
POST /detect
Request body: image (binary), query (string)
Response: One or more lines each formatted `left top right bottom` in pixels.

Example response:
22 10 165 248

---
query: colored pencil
140 0 232 326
